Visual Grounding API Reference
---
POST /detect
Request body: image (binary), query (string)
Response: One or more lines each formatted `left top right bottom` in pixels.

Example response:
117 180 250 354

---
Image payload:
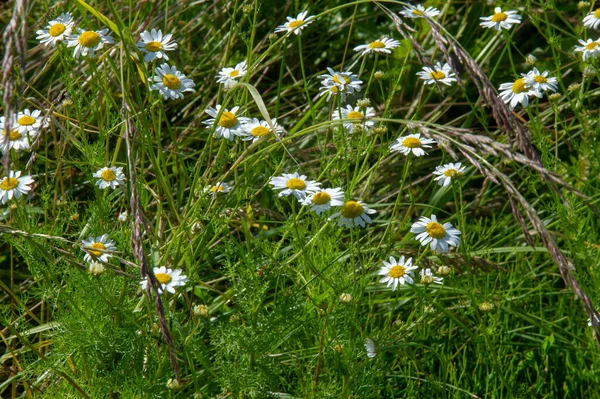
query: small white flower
301 187 345 214
203 105 250 140
117 210 128 222
140 266 188 294
88 261 105 276
420 268 443 285
589 313 600 327
269 172 321 200
332 104 375 133
93 166 125 190
15 109 47 134
583 8 600 30
399 4 441 19
36 12 74 47
318 67 362 102
149 63 195 100
240 118 284 142
432 162 466 187
330 200 377 228
216 60 247 85
416 62 457 86
67 28 114 58
479 7 522 31
274 11 315 35
82 234 117 263
574 38 600 60
523 68 558 93
0 171 34 204
410 214 461 253
353 37 400 56
205 182 232 194
136 28 177 62
389 133 436 157
0 116 36 152
378 255 418 290
498 77 535 110
364 338 377 359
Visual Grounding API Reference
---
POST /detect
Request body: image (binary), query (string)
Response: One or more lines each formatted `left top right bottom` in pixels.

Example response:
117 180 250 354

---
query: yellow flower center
145 41 163 52
329 86 339 93
595 8 600 19
100 169 116 182
421 275 433 284
218 112 238 128
210 185 224 192
49 23 66 37
4 130 22 141
332 75 351 85
401 137 422 148
89 242 106 257
311 191 331 205
251 126 270 137
340 201 364 218
533 75 547 83
585 41 599 50
425 221 446 239
286 178 306 190
491 12 507 23
288 20 304 29
0 177 18 191
346 111 363 119
78 31 101 48
229 70 239 78
429 70 446 80
443 168 459 177
412 9 423 16
511 78 528 94
162 74 181 90
155 272 172 284
17 116 35 126
368 41 385 49
388 265 406 278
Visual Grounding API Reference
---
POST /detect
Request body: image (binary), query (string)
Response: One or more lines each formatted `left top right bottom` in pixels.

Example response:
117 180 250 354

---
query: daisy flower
417 62 457 86
523 68 558 93
136 28 177 62
399 4 441 19
420 268 443 285
82 234 117 263
353 37 400 56
15 109 47 134
364 338 377 359
149 63 195 101
498 77 534 110
67 28 114 58
300 187 345 214
140 266 188 294
36 12 74 47
0 171 34 204
583 9 600 30
432 162 466 187
269 172 321 200
93 166 125 190
410 214 461 253
480 7 522 31
332 104 375 133
205 182 232 194
240 118 283 142
574 38 600 60
378 255 418 290
0 116 36 152
216 60 247 87
203 105 250 140
331 200 376 228
318 68 363 102
389 133 436 157
274 11 315 35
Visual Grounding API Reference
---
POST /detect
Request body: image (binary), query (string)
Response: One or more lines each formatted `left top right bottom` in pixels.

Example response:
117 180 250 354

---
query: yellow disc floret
251 126 270 137
585 41 599 51
402 137 422 148
443 168 459 177
340 201 364 218
429 70 446 80
162 74 181 90
534 75 547 83
311 191 331 205
288 20 304 29
229 70 239 78
100 169 116 182
78 31 101 48
332 75 351 85
218 112 238 128
346 111 363 119
49 23 66 37
89 242 106 257
286 178 306 190
511 78 528 94
425 221 446 239
0 177 18 191
5 130 22 141
17 116 35 126
388 265 406 278
368 41 385 49
491 12 508 23
594 8 600 19
155 273 172 284
145 41 163 52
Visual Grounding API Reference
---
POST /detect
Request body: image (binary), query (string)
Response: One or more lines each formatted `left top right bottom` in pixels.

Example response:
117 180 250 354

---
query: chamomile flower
410 214 461 253
331 200 376 228
332 104 375 133
149 63 195 100
140 266 188 294
0 171 34 204
353 37 400 56
389 133 436 157
522 68 558 93
67 28 114 58
378 255 418 290
480 7 522 31
399 4 441 19
574 38 600 60
216 60 247 86
420 268 443 285
136 29 177 62
36 12 74 47
0 116 36 152
364 338 377 359
274 11 315 35
417 62 457 86
205 182 232 194
583 9 600 29
15 109 46 134
269 172 321 200
432 162 466 187
240 118 284 142
93 166 125 190
318 68 363 102
82 234 117 263
203 105 250 140
498 77 534 110
300 187 345 214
